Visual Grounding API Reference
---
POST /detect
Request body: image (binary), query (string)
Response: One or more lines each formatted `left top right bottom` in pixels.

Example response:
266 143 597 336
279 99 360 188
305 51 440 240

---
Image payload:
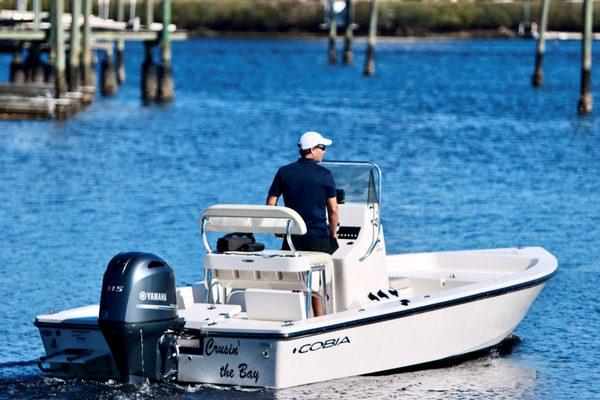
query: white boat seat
244 289 307 322
204 250 333 291
205 250 331 272
200 205 335 315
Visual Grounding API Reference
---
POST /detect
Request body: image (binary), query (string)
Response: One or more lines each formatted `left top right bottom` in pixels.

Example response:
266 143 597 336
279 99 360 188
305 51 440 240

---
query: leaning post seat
199 204 336 319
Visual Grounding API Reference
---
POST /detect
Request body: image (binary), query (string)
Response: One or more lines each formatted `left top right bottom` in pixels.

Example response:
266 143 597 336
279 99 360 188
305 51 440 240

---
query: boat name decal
138 291 167 302
293 336 351 354
219 362 259 383
205 338 240 356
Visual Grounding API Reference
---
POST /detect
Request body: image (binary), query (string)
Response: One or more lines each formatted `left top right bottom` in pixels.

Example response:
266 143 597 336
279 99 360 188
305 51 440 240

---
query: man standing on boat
266 131 339 316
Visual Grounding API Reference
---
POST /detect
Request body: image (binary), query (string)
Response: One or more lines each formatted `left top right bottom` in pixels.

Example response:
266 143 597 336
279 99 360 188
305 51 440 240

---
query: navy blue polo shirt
268 158 336 237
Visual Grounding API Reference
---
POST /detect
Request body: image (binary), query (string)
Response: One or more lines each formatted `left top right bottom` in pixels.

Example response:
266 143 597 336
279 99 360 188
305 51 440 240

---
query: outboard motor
98 252 184 384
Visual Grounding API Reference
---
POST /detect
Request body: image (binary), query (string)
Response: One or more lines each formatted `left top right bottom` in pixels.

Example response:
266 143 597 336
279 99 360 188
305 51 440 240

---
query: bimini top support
199 204 307 254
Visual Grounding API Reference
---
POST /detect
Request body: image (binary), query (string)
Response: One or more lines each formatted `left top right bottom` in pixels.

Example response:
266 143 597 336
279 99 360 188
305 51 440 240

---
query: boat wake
0 359 39 368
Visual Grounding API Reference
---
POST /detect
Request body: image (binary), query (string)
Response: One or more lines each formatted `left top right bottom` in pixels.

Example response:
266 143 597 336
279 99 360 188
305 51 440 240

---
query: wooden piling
116 0 126 84
577 0 593 114
9 48 26 84
80 0 96 89
342 0 354 64
99 0 110 19
146 0 154 29
68 0 82 92
51 0 67 99
157 0 174 102
532 0 550 87
51 0 69 119
27 0 45 84
363 0 379 76
25 46 45 83
141 42 157 101
327 0 336 64
15 0 27 12
44 60 55 84
141 0 157 102
33 0 41 29
101 46 117 96
129 0 137 24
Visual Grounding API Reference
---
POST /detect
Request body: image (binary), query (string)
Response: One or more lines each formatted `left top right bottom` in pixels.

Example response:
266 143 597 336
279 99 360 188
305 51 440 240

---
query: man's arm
326 197 339 238
266 195 278 206
267 169 282 206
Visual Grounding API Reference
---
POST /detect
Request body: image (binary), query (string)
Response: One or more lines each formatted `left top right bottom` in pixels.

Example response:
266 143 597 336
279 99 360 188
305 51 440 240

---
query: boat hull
178 282 545 388
34 246 556 388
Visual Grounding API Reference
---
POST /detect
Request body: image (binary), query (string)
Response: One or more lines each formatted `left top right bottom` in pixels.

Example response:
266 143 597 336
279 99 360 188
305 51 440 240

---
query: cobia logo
138 291 167 302
293 336 350 354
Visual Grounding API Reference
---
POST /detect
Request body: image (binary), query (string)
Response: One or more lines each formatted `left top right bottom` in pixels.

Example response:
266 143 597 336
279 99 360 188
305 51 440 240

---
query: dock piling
363 0 379 76
25 45 45 83
157 0 173 102
141 0 157 102
116 41 126 84
577 0 593 114
33 0 41 29
327 0 337 64
141 42 157 101
51 0 68 118
129 0 138 25
80 0 96 89
101 46 117 96
532 0 550 87
116 0 126 84
51 0 66 97
9 48 25 84
68 0 82 92
15 0 27 12
0 0 185 119
146 0 153 29
99 0 110 19
342 0 354 64
26 0 44 83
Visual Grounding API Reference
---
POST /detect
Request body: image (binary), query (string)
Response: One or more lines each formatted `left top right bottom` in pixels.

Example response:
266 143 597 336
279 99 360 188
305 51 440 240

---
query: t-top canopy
199 204 307 235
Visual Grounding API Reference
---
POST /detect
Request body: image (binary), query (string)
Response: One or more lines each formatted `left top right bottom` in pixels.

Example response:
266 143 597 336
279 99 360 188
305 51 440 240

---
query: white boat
34 161 557 388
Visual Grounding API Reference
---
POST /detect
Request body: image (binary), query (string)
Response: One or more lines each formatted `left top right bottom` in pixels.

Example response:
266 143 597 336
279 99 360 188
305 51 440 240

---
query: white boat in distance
34 161 557 388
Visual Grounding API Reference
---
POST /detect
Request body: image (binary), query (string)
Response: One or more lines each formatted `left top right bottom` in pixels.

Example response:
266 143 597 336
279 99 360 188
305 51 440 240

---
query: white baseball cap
297 131 333 150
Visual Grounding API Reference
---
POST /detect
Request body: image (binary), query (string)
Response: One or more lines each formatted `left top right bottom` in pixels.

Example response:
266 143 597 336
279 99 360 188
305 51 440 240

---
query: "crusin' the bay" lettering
205 338 240 356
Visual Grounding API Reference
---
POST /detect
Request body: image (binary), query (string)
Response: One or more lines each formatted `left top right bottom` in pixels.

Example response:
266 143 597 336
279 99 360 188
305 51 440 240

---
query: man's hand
266 195 278 206
326 197 339 238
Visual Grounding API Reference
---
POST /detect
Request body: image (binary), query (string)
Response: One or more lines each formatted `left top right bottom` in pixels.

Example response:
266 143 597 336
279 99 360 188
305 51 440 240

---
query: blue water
0 38 599 399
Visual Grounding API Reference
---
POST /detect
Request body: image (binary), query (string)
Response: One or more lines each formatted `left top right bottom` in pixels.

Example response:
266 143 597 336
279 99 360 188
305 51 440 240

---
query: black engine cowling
98 252 184 384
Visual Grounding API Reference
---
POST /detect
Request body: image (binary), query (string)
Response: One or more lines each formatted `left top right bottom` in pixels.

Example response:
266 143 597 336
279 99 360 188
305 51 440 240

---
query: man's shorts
282 235 338 292
281 235 339 255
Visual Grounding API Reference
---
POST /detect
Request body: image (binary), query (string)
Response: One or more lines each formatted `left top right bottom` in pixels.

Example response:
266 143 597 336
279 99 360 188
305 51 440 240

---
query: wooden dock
0 0 187 120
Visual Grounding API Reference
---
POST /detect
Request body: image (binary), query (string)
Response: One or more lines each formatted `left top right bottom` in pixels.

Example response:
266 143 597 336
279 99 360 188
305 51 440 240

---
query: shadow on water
0 360 39 368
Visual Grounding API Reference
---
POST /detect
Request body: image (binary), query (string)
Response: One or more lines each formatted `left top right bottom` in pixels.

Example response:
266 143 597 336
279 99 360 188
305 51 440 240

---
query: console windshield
321 161 380 205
